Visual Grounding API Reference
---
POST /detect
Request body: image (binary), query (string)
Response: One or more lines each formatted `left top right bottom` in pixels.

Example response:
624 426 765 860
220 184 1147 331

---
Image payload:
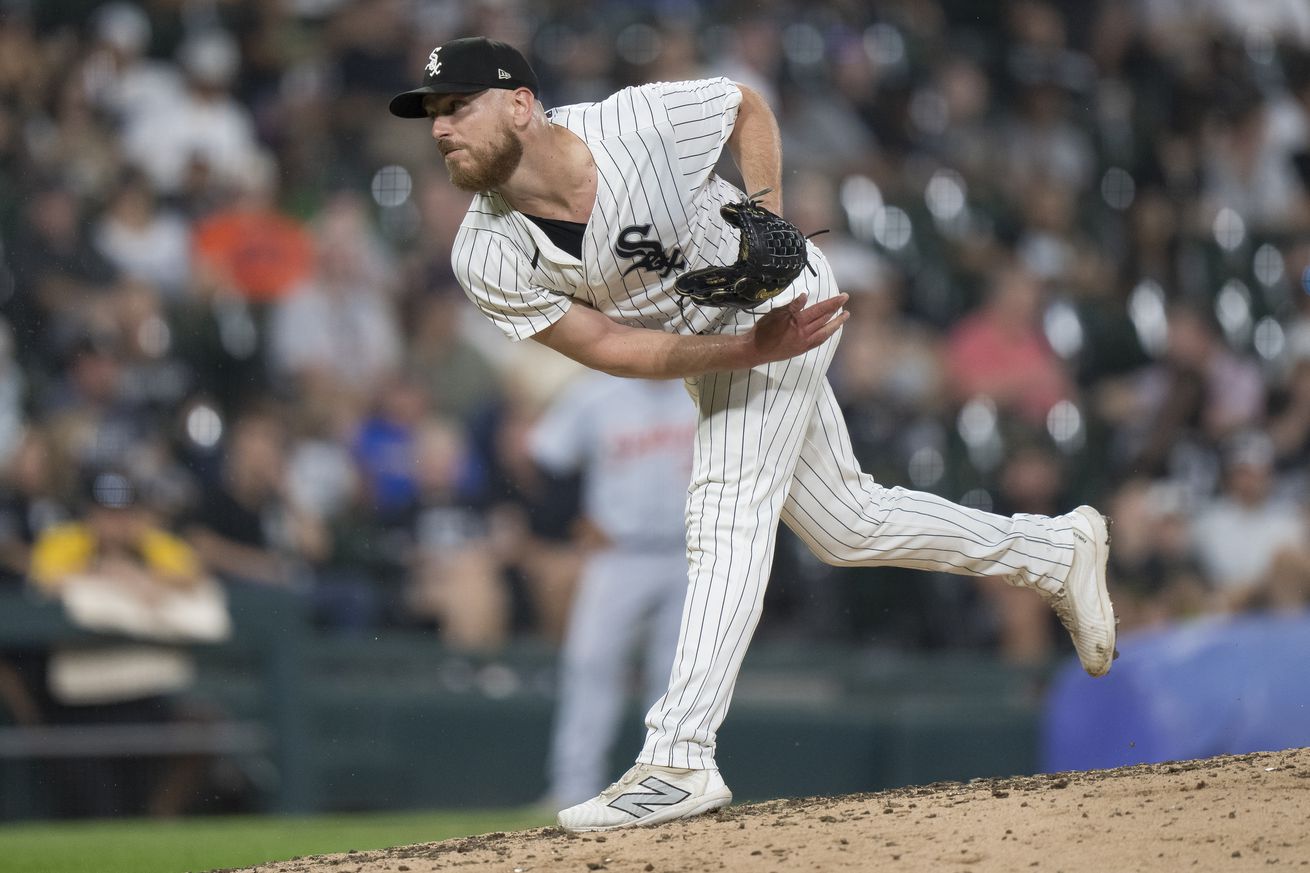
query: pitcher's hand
745 293 849 366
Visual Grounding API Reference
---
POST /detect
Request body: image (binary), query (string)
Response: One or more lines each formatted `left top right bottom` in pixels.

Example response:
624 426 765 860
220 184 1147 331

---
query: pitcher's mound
220 747 1310 872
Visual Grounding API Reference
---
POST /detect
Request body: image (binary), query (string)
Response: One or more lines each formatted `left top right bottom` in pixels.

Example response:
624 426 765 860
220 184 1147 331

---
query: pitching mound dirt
219 747 1310 872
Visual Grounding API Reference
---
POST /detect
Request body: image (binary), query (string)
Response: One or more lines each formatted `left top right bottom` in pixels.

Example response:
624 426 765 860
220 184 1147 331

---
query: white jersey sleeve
645 78 743 193
453 202 572 341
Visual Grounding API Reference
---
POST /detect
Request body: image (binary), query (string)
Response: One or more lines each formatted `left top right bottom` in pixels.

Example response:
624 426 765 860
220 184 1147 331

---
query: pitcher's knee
814 542 869 567
789 510 890 567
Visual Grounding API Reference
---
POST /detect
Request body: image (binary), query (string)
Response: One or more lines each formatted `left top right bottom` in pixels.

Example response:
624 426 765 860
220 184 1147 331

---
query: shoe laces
598 765 647 799
1039 584 1076 636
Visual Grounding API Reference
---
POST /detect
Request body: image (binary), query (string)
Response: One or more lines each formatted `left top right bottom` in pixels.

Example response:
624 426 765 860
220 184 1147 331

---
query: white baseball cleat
1042 505 1117 677
556 763 732 833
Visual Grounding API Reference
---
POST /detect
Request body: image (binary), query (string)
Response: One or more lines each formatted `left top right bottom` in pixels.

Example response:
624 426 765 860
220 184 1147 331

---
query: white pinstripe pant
638 254 1077 770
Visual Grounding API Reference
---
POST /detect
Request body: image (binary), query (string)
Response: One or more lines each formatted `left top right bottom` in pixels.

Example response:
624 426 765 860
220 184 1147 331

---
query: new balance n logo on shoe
606 777 691 818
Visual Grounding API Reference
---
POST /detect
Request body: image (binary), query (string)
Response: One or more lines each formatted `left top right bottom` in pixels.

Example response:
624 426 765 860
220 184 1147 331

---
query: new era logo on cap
388 36 539 119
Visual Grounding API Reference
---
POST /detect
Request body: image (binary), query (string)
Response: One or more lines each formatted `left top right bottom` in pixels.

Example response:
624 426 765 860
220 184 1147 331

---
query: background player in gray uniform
390 37 1116 833
530 374 697 809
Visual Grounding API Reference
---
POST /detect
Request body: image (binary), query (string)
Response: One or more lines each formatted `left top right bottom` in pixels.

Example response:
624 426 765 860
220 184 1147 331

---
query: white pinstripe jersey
452 77 797 341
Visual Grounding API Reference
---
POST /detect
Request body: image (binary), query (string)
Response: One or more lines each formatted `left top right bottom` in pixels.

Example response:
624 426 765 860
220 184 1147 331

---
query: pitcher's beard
445 124 524 193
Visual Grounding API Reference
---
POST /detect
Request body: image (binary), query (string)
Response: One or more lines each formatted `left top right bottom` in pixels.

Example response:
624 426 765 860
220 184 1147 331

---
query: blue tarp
1041 610 1310 772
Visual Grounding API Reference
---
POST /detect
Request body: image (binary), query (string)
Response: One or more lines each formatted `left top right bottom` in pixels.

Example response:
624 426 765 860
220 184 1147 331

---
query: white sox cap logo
425 47 442 77
606 777 691 818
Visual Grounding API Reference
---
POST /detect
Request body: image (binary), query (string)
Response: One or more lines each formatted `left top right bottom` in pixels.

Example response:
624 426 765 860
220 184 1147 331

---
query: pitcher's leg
637 369 803 768
641 551 693 715
638 318 840 769
780 381 1074 587
781 381 1116 675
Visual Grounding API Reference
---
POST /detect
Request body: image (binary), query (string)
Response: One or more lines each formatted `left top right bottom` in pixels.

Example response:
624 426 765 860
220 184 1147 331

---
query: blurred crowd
1 0 1309 681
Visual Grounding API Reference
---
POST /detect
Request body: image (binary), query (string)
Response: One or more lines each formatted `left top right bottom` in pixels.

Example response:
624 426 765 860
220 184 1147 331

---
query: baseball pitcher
389 37 1116 833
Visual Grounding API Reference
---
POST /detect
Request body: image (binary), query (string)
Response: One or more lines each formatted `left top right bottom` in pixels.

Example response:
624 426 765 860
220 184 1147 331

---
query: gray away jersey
528 374 695 550
452 77 799 340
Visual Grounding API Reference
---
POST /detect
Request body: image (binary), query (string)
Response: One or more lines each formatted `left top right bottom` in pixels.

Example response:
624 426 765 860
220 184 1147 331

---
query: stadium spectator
0 428 69 587
709 16 782 106
351 372 430 520
268 190 402 413
827 263 947 485
182 410 346 620
1267 354 1310 496
945 263 1076 427
32 59 123 198
82 2 183 130
121 28 265 199
4 182 121 372
481 358 593 644
1104 477 1207 631
1190 430 1310 613
0 9 44 119
92 169 193 300
322 0 414 181
40 331 154 475
0 427 60 790
405 286 501 426
782 37 881 173
108 281 196 424
1100 302 1265 484
997 4 1097 196
192 155 314 303
929 55 996 185
402 417 507 649
1200 89 1309 232
29 468 229 817
283 401 360 526
184 410 298 590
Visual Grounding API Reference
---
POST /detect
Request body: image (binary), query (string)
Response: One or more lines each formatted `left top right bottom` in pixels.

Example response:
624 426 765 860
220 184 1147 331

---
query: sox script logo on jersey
615 225 686 278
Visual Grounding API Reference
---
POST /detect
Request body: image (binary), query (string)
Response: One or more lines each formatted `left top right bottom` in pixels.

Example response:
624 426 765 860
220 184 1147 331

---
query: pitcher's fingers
799 293 848 324
816 310 851 339
804 293 848 315
801 309 849 351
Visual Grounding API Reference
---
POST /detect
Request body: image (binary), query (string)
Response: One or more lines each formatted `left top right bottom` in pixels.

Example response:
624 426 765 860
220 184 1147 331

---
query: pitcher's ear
510 87 537 124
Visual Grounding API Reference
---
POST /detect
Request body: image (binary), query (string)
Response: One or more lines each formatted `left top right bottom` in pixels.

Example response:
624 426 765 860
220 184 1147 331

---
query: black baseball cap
389 37 538 119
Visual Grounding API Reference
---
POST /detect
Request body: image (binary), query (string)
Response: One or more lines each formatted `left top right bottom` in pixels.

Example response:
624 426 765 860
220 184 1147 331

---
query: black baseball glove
673 189 826 310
